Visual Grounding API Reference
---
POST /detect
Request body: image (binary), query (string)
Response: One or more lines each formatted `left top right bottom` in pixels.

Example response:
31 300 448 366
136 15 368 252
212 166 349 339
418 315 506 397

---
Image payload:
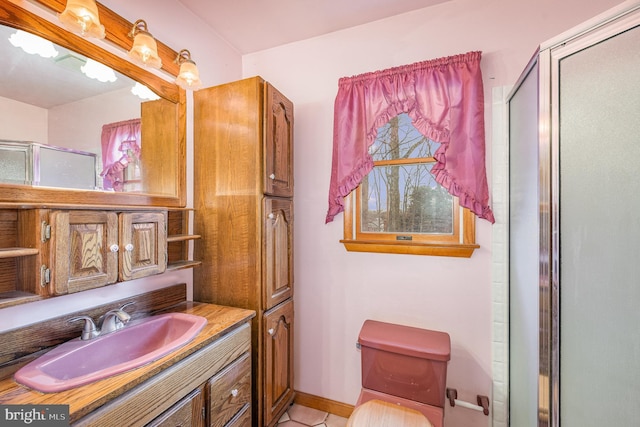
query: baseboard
294 391 355 419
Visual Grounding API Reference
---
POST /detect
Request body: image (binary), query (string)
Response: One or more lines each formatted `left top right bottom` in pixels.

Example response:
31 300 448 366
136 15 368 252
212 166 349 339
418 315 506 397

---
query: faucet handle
119 301 135 314
99 301 135 334
115 301 135 323
68 315 99 340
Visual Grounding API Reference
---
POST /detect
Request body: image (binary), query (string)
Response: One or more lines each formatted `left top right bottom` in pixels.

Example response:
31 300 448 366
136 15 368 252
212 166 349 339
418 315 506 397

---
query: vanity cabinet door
119 211 167 281
264 83 293 198
50 210 118 295
263 299 294 427
264 198 293 310
147 386 205 427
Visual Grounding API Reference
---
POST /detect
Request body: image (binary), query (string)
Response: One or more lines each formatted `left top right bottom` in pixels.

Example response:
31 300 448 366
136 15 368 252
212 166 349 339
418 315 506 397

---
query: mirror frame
0 1 186 207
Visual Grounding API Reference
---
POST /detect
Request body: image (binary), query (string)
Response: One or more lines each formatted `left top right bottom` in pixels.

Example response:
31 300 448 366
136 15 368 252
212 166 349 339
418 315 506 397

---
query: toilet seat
347 400 434 427
356 389 444 427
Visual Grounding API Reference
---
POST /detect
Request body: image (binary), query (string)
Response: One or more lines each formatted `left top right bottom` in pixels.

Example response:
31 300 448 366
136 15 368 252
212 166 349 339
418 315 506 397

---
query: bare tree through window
361 113 453 235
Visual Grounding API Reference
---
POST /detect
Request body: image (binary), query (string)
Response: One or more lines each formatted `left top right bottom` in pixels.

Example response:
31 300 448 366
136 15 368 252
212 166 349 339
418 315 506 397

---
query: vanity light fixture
174 49 202 90
81 58 117 82
8 30 58 58
58 0 105 39
127 19 162 69
131 82 160 101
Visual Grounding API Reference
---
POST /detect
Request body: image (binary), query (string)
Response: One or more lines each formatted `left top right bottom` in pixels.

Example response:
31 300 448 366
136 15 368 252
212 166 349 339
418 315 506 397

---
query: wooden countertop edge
0 302 256 421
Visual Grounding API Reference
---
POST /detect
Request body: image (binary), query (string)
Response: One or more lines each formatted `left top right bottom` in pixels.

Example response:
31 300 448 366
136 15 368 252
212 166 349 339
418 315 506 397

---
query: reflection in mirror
0 0 185 207
0 24 165 193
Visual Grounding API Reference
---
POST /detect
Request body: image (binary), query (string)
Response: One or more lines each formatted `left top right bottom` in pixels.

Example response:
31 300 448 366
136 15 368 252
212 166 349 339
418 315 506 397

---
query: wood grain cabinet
263 299 294 426
194 76 295 427
208 353 252 427
147 386 205 427
75 321 252 427
50 210 119 295
49 210 166 295
0 209 168 306
118 211 167 281
167 209 201 271
0 209 48 308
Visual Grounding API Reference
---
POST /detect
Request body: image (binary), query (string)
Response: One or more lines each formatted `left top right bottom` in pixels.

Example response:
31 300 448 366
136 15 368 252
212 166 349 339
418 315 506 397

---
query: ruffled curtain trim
100 118 141 191
326 51 495 224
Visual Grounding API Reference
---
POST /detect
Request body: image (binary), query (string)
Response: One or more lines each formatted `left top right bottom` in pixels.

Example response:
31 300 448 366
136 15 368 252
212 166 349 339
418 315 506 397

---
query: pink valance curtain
100 118 141 191
326 51 495 224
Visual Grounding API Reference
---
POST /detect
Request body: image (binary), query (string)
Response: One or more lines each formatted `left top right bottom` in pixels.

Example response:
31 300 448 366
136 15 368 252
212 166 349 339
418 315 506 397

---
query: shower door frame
539 5 640 427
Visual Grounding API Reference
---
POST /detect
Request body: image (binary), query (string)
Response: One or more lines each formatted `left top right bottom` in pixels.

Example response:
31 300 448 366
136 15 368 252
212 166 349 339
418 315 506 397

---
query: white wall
0 96 48 142
242 0 620 426
48 87 140 154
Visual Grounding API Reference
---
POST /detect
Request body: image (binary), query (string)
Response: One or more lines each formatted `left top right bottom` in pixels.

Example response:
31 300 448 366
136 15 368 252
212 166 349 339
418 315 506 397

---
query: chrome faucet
99 302 134 335
68 302 135 340
68 315 100 341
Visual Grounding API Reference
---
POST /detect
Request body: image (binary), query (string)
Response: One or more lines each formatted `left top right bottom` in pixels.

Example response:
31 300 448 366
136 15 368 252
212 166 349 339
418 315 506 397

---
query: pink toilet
353 320 451 427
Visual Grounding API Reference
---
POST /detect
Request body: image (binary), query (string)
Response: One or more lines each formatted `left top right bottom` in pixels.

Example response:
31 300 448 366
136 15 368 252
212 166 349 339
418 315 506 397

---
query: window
341 113 478 257
327 52 493 256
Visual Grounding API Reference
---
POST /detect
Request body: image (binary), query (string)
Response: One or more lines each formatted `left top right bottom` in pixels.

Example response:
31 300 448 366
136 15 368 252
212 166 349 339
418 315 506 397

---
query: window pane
369 113 440 160
361 163 453 234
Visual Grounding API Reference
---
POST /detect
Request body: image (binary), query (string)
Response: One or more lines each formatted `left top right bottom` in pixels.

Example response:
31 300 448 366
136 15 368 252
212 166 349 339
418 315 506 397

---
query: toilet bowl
348 320 451 427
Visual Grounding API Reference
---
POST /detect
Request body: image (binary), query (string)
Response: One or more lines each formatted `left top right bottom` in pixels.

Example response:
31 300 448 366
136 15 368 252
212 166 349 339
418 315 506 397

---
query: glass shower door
557 22 640 426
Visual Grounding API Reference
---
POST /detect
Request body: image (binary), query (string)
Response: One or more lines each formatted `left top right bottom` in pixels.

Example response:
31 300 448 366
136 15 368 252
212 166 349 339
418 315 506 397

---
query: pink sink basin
14 312 207 393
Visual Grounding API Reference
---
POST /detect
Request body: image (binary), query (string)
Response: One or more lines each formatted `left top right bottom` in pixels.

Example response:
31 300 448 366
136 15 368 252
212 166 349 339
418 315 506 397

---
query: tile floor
277 403 348 427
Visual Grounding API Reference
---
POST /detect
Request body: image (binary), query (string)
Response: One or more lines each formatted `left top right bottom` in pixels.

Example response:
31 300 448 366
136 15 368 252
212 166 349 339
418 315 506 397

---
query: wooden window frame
340 157 479 258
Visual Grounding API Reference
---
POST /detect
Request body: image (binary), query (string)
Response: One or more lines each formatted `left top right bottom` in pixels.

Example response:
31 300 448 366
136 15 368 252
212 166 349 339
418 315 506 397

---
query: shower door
509 4 640 426
553 14 640 426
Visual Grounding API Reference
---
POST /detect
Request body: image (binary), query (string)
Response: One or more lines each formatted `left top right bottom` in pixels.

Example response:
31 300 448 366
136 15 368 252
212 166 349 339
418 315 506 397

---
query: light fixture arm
174 48 202 90
128 19 149 38
175 49 193 65
127 19 162 69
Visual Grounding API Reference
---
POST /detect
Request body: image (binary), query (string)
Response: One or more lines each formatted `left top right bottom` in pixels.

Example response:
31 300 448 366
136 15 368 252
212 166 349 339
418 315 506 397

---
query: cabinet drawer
208 352 251 427
146 386 204 427
225 404 251 427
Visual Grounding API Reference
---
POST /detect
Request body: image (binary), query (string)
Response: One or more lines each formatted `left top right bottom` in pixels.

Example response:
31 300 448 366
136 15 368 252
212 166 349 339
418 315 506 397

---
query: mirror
0 1 185 207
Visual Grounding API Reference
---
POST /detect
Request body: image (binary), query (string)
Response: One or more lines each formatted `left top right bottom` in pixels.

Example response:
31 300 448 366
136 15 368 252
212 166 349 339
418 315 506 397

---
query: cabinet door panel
264 83 293 197
264 198 293 310
50 210 118 295
264 300 294 426
119 212 167 281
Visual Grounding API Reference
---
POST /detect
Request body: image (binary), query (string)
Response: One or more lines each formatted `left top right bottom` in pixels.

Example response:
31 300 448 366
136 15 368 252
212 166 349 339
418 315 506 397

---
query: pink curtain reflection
326 51 495 224
100 118 141 191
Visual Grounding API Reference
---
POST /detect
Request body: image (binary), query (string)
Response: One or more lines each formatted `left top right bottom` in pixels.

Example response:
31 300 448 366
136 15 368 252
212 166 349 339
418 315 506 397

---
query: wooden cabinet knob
125 244 134 252
231 389 239 397
268 328 275 336
110 244 119 253
268 213 275 219
269 173 276 180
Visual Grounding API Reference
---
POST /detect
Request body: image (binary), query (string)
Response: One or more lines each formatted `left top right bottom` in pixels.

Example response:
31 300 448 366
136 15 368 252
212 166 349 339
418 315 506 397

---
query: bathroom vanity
0 285 255 426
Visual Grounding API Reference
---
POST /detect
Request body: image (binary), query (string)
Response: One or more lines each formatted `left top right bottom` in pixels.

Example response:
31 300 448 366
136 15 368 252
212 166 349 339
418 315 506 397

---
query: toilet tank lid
358 320 451 362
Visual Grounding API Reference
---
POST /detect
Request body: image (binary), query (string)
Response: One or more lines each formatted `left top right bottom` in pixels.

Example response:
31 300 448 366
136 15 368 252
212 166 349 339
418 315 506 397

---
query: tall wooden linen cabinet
193 76 294 427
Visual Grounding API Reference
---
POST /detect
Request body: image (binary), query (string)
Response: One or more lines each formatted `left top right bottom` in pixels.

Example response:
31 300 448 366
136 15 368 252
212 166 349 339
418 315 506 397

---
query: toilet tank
358 320 451 408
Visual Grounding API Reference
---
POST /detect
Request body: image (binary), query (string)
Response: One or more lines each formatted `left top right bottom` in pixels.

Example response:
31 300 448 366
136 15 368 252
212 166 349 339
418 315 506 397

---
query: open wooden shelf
0 248 39 258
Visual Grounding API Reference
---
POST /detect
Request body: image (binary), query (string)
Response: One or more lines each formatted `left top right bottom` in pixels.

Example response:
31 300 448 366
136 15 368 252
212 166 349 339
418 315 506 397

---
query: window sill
340 239 479 258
